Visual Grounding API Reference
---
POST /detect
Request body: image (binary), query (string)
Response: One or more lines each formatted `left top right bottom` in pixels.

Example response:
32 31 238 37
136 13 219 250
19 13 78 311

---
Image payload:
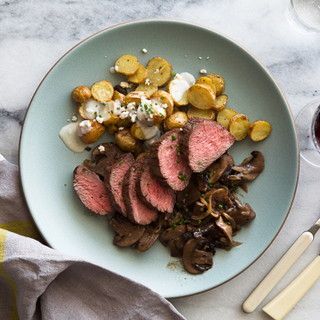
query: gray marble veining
1 0 320 319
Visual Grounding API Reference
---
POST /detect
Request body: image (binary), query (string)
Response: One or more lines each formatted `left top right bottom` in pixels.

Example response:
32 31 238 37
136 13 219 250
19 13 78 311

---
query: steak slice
136 155 176 213
73 165 114 215
180 117 235 172
122 156 159 225
149 128 192 191
104 153 135 217
92 143 124 177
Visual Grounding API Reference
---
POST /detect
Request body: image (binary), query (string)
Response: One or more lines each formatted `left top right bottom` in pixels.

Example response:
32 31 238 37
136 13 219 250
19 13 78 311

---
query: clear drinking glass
287 0 320 33
296 99 320 167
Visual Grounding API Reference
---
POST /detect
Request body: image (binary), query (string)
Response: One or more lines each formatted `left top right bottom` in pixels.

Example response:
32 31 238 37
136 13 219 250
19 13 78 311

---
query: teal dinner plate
19 19 299 298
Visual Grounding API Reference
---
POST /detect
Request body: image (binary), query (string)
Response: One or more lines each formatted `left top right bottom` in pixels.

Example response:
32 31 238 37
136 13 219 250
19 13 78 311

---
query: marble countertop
1 0 320 319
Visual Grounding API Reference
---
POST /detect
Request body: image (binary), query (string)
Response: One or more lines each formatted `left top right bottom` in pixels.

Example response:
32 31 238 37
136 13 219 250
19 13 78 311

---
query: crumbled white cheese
184 55 187 58
98 145 105 152
200 69 207 74
206 56 209 60
115 65 119 71
142 48 147 53
154 69 159 74
120 111 129 119
120 81 133 88
76 120 92 137
72 115 78 122
109 67 116 74
118 127 124 131
145 78 151 85
198 57 202 60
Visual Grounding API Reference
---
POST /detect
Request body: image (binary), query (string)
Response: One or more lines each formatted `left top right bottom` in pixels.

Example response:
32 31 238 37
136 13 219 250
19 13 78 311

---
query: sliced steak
136 155 176 213
122 157 159 225
149 128 192 191
180 117 235 172
104 153 135 217
92 143 123 177
73 165 114 215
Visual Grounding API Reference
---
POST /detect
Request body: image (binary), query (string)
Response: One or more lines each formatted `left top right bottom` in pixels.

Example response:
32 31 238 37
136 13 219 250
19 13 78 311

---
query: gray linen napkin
0 156 186 320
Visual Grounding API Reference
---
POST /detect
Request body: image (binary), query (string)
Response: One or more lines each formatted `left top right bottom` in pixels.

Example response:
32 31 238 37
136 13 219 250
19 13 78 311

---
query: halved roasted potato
216 108 237 129
112 91 125 103
115 128 142 152
206 74 225 96
167 80 189 107
163 111 188 131
212 94 228 112
78 120 105 144
117 118 132 128
124 91 148 106
195 77 217 95
146 57 172 87
187 106 215 121
150 90 174 116
187 83 216 110
115 54 139 76
135 83 158 98
72 85 91 103
128 64 148 84
107 124 118 135
248 120 272 142
91 80 114 103
130 123 160 140
228 114 250 141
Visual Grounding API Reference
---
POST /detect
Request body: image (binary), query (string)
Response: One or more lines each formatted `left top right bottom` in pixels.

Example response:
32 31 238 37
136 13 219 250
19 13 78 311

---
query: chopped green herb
235 190 239 193
200 208 204 212
102 102 106 106
120 160 123 165
111 110 114 114
134 166 138 172
231 183 235 187
160 97 164 100
73 179 78 183
214 171 216 174
185 209 188 212
177 159 181 163
198 161 202 164
119 181 122 184
172 134 177 140
221 135 225 138
117 107 120 110
170 184 173 188
218 204 223 209
201 194 204 197
173 224 177 229
198 219 201 224
172 72 176 77
198 228 201 232
209 169 212 173
177 143 180 146
120 197 125 201
160 113 164 118
171 145 174 148
147 182 151 185
99 114 102 118
227 222 231 225
176 203 180 206
185 194 188 197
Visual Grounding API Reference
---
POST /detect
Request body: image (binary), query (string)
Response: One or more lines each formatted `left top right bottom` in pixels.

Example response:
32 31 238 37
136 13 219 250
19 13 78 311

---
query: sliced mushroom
232 151 265 182
160 225 187 257
135 231 159 253
222 151 235 166
108 213 145 247
205 157 229 185
177 179 201 207
226 202 256 226
215 216 233 243
92 142 123 162
187 222 216 239
183 238 213 274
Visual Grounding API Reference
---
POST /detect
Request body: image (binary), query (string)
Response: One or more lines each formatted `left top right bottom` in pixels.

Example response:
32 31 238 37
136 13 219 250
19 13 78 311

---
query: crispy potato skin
115 54 139 76
228 113 250 141
146 57 172 87
187 106 215 121
187 83 216 110
91 80 114 103
216 108 237 129
151 90 174 117
248 120 272 141
79 120 105 144
163 111 188 131
115 128 141 152
72 86 91 103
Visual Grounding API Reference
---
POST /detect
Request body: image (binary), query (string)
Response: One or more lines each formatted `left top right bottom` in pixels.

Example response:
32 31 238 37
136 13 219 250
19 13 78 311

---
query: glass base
296 99 320 167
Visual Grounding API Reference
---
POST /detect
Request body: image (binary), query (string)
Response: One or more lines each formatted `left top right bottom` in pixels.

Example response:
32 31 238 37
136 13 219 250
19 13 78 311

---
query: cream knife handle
262 255 320 320
242 231 314 313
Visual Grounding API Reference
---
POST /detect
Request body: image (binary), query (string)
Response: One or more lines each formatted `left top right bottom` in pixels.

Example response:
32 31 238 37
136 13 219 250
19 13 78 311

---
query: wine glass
286 0 320 34
296 99 320 167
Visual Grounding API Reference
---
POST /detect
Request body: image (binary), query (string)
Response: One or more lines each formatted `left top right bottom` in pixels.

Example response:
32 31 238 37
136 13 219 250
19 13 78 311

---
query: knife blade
242 217 320 313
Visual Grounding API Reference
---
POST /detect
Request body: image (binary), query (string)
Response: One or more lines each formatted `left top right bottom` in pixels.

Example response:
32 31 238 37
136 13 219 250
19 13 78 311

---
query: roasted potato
150 90 174 116
101 101 120 126
128 64 148 84
78 98 97 120
117 117 132 128
228 114 250 141
163 111 188 131
115 54 139 76
115 128 142 152
112 91 125 103
72 85 91 103
91 80 114 103
187 106 215 121
248 120 272 142
195 77 217 95
130 123 160 140
216 108 237 129
146 57 172 87
206 74 225 96
167 79 189 107
212 94 228 112
78 120 105 144
135 83 158 98
187 83 216 110
107 124 118 135
124 91 148 106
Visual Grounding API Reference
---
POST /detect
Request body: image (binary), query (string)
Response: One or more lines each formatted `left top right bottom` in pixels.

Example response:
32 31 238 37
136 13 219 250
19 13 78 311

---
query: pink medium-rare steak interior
151 129 192 191
123 157 158 225
138 162 176 213
106 153 134 217
73 165 114 215
182 118 235 172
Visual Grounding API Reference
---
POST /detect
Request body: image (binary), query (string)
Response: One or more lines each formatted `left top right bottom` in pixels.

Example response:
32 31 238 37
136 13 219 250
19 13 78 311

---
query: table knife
242 217 320 313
